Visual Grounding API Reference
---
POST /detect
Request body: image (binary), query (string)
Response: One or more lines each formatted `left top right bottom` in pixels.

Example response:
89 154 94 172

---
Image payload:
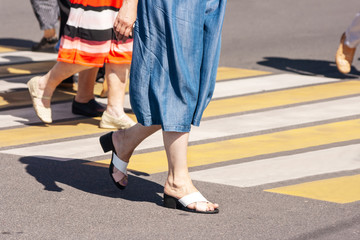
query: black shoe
32 37 58 52
72 98 105 117
96 66 105 83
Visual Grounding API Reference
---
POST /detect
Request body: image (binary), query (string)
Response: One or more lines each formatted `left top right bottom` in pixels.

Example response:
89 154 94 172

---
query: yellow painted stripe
0 46 28 52
88 118 360 174
264 174 360 204
7 67 31 74
0 82 107 109
216 67 271 81
0 66 263 109
0 46 18 52
0 61 56 78
0 63 267 80
0 116 136 148
2 81 360 147
203 80 360 118
2 78 359 116
0 118 103 147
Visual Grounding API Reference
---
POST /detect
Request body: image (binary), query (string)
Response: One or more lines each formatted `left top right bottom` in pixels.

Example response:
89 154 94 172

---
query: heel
99 132 115 153
163 194 180 209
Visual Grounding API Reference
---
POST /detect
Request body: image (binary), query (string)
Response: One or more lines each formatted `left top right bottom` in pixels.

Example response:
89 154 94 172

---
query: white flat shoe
99 110 136 129
27 76 52 123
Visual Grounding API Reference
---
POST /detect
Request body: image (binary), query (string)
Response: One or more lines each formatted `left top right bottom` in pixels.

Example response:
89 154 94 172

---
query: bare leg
163 131 219 212
75 68 99 103
100 63 134 129
104 63 129 118
112 124 161 163
107 124 161 187
36 62 91 107
43 28 56 39
100 77 108 98
112 125 218 211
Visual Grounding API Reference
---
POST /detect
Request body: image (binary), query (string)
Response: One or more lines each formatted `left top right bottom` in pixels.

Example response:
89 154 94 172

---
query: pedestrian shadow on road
0 38 35 49
257 57 360 79
19 156 164 206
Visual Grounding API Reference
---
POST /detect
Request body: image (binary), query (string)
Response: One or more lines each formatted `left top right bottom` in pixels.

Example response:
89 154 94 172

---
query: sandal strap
179 192 208 207
112 152 128 175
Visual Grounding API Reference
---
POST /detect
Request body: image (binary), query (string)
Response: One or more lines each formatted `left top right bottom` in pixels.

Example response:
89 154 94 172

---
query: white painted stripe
0 102 80 128
0 74 338 95
1 77 354 129
0 51 57 65
0 73 339 102
190 144 360 187
189 96 360 141
67 8 117 30
0 80 27 92
1 74 337 128
213 74 338 97
2 137 105 161
2 96 360 160
0 96 122 129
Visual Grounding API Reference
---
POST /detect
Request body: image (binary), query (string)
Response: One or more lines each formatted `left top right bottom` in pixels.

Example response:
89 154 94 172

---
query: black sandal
164 192 219 214
99 132 128 190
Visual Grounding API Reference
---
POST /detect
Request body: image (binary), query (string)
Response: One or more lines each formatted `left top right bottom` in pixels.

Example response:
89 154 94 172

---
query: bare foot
109 129 135 187
164 177 219 212
112 129 134 162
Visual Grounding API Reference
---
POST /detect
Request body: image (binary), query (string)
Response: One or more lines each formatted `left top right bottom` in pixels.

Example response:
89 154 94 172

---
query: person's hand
113 0 138 42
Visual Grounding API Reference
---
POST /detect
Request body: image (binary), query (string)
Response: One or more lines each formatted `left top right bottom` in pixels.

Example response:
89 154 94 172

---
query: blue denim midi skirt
130 0 227 132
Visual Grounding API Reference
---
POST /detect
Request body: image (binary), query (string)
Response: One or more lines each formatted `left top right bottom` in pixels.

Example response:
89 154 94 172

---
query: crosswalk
1 47 360 204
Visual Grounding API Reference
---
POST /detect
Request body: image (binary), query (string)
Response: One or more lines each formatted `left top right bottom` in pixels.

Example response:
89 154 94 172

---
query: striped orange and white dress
57 0 132 67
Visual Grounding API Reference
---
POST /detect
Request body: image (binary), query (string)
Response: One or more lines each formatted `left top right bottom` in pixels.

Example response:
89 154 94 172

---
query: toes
112 167 127 187
206 202 218 212
188 202 219 212
207 202 219 212
119 176 128 186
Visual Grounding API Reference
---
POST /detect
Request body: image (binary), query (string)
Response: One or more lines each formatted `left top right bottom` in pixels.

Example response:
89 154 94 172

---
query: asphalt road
1 1 360 239
3 0 360 73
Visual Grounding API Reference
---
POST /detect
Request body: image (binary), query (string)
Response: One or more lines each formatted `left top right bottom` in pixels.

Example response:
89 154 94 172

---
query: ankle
74 96 93 103
38 76 58 93
44 29 56 39
113 130 133 162
106 107 125 118
164 175 195 196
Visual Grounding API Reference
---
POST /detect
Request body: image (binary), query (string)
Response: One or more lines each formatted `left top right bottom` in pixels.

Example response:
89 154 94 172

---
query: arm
114 0 139 42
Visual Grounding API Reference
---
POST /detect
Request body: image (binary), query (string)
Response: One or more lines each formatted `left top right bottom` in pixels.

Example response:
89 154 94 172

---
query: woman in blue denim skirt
100 0 227 214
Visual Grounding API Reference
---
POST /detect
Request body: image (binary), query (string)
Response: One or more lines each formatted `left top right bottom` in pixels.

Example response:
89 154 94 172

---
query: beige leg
100 77 108 98
37 62 91 105
75 67 99 103
112 124 162 162
111 127 219 212
100 63 135 129
162 131 219 212
43 28 56 39
28 62 91 123
104 63 129 117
